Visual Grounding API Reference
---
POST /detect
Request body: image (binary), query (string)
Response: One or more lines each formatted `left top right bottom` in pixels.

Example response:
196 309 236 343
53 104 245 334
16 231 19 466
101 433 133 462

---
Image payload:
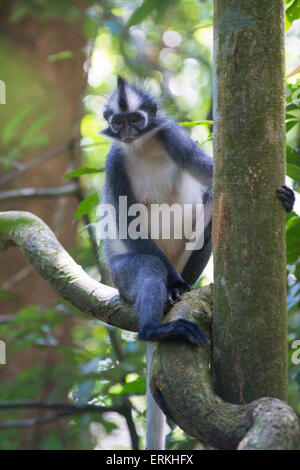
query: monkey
99 76 295 449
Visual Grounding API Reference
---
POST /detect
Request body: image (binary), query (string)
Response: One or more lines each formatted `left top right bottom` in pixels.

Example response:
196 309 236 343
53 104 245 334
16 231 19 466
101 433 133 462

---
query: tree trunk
212 0 287 404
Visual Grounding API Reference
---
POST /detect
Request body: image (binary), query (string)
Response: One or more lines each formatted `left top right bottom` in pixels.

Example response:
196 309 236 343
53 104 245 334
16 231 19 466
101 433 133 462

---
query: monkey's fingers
167 294 176 306
277 185 295 212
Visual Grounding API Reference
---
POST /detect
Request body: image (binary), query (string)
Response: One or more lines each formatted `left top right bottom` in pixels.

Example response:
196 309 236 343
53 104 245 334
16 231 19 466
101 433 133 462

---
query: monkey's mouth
121 136 138 144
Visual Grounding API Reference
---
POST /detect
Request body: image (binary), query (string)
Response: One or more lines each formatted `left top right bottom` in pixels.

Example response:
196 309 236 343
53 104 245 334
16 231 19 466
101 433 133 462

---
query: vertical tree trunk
212 0 287 404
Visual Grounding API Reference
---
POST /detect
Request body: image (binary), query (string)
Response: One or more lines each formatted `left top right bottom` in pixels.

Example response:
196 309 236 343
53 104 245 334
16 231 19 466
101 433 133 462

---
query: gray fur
101 77 213 450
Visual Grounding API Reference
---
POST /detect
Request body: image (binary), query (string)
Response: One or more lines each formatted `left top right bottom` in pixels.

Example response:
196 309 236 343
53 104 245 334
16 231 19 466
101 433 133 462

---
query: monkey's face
101 76 159 144
109 111 148 144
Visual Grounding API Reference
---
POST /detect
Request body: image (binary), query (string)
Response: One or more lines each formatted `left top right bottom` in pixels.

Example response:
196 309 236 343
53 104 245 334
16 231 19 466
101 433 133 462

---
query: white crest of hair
125 84 141 112
138 109 148 127
109 92 120 114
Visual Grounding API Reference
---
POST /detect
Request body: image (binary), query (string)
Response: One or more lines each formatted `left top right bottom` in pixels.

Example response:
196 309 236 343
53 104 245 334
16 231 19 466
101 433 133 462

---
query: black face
101 77 159 144
110 111 147 143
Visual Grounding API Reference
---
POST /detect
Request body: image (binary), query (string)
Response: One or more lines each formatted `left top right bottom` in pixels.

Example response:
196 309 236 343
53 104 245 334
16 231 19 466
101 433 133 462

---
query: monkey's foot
138 319 209 347
277 185 295 212
167 279 191 306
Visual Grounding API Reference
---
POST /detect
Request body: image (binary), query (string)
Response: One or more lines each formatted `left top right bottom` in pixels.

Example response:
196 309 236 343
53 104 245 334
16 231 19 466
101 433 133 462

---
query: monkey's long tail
146 342 166 450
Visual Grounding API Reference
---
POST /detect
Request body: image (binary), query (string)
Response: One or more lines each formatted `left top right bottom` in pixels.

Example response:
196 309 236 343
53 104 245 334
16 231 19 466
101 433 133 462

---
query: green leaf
9 4 28 22
76 380 95 406
75 193 99 219
295 261 300 282
286 0 300 25
285 102 300 112
181 120 213 127
127 0 160 27
110 377 146 395
286 145 300 167
0 286 16 302
287 216 300 231
83 15 99 39
48 51 74 62
2 104 35 145
286 113 298 120
286 119 300 133
64 167 104 179
21 114 52 148
287 162 300 182
97 417 118 432
287 217 300 263
41 432 64 451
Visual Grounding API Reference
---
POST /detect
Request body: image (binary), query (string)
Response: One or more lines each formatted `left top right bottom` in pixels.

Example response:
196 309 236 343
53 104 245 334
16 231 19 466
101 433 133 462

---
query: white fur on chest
124 135 177 204
122 135 208 273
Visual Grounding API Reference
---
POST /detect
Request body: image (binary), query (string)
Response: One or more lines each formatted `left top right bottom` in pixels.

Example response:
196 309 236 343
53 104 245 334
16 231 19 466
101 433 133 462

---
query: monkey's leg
109 253 209 347
181 222 212 287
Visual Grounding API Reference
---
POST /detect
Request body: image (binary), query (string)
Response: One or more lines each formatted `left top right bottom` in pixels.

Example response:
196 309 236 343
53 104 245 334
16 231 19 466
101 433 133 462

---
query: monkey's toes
277 185 295 212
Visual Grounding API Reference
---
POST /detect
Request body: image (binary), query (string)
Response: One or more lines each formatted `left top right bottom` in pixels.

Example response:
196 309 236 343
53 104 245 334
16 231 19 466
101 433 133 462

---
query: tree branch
0 210 138 332
0 413 72 429
0 400 124 413
0 183 80 202
0 401 126 429
0 139 107 188
0 210 299 449
0 143 72 187
150 289 300 450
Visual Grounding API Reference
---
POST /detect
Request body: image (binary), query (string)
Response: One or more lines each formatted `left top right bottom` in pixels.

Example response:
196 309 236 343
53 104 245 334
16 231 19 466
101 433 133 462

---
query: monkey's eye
131 113 142 123
113 116 124 126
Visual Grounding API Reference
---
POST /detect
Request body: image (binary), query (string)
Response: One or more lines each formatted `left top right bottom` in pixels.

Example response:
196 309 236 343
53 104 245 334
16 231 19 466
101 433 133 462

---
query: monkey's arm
158 123 213 187
105 148 189 293
159 126 295 213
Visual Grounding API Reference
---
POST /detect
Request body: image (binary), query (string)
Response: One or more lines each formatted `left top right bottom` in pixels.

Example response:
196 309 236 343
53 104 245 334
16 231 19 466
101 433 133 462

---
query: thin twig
0 183 80 202
0 413 72 429
0 401 128 430
0 143 72 188
3 264 33 289
0 140 106 188
0 400 123 412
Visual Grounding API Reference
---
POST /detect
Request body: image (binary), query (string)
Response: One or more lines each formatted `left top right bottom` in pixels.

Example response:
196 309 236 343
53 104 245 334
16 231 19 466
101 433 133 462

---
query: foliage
0 0 299 451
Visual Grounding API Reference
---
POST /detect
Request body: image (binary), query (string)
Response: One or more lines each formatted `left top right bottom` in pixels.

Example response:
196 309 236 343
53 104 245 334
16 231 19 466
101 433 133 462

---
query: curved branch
0 211 299 449
0 183 80 202
0 211 138 332
150 288 300 450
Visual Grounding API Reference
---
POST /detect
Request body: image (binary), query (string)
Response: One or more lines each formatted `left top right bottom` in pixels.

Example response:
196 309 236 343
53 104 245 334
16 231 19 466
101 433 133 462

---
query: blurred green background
0 0 299 450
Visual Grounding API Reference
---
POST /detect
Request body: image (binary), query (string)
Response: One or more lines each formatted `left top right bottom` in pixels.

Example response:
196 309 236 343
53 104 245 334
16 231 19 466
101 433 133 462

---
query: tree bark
1 210 299 449
212 0 287 403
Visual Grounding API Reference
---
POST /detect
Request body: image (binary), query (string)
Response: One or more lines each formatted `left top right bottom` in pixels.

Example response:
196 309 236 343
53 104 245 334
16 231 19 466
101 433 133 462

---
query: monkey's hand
167 278 190 306
138 319 209 347
277 185 295 212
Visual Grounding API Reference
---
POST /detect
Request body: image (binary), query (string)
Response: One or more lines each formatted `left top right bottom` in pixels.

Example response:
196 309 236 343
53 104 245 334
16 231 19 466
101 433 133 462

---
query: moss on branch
0 210 299 449
0 210 138 331
150 289 300 449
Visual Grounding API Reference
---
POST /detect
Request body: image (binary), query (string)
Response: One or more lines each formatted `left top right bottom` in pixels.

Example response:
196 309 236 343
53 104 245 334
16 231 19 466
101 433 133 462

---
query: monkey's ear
149 103 157 117
103 110 111 121
99 127 115 138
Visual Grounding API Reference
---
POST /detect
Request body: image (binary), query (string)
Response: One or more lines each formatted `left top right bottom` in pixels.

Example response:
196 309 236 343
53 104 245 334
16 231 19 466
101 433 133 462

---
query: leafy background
0 0 299 450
